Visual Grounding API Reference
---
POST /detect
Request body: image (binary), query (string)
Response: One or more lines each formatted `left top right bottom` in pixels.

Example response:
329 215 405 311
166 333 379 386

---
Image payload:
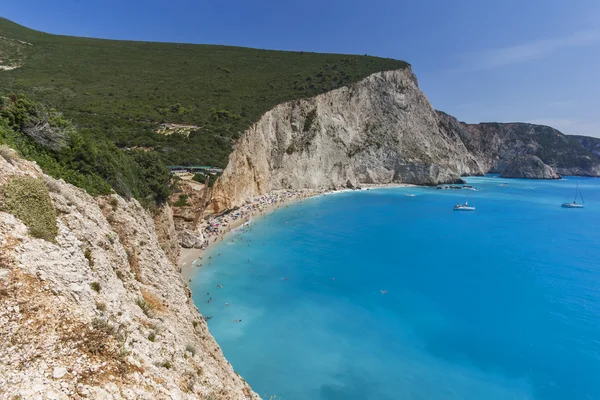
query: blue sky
3 0 600 137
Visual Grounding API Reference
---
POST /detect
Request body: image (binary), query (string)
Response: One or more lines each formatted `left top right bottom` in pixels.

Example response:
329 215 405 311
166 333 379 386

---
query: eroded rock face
0 155 258 400
571 135 600 159
178 229 206 249
153 203 180 265
437 112 600 177
209 68 600 213
210 68 483 212
500 155 561 179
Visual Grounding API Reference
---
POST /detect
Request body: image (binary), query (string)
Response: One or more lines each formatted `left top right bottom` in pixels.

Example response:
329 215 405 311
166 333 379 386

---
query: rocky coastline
2 64 600 399
499 155 561 179
209 69 600 214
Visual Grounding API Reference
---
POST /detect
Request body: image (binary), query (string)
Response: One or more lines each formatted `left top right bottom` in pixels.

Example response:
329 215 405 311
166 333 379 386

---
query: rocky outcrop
571 135 600 159
153 203 180 265
210 68 483 212
170 178 209 248
0 154 258 399
500 155 561 179
178 229 206 249
438 112 600 177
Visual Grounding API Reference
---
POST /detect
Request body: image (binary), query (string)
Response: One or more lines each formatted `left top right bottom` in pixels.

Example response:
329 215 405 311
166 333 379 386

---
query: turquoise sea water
189 176 600 400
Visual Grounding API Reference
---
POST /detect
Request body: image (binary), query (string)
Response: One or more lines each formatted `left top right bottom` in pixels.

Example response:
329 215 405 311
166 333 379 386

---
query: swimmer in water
233 319 242 322
225 303 230 306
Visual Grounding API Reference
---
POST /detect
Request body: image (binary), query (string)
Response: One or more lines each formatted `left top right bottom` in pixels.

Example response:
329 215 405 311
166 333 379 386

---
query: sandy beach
177 183 416 272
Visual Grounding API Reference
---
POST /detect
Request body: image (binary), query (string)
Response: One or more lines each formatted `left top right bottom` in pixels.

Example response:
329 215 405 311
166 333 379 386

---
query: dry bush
84 248 94 267
0 145 17 163
21 107 69 151
0 176 58 242
41 174 62 193
90 281 101 293
141 288 165 313
185 344 196 356
136 298 152 317
58 318 139 383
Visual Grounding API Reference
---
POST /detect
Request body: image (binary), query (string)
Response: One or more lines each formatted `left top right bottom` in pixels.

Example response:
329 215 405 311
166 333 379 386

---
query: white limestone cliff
0 151 258 400
500 154 561 179
209 67 600 212
210 68 483 212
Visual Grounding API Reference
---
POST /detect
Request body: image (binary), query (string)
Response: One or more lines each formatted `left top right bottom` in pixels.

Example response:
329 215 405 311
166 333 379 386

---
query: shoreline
177 183 417 273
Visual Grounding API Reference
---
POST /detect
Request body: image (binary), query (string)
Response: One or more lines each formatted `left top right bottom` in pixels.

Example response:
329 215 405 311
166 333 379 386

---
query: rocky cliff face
500 154 561 179
571 135 600 159
0 150 257 400
437 112 600 178
153 203 180 265
210 68 600 212
170 178 207 249
210 68 483 212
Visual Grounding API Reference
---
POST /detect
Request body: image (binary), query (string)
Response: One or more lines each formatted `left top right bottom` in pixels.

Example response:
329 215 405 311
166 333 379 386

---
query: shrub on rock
0 175 58 242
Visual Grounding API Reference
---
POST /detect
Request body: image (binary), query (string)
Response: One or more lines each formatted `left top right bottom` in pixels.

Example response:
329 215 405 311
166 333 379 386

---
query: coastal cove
178 183 415 271
2 6 600 398
187 176 600 400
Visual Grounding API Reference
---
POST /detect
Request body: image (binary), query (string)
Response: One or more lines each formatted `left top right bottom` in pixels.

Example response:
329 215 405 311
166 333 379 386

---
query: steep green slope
0 94 171 207
0 17 408 167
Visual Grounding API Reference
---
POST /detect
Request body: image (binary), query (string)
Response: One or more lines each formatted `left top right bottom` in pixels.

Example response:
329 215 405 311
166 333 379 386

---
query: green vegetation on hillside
0 94 170 206
0 17 408 168
192 172 218 187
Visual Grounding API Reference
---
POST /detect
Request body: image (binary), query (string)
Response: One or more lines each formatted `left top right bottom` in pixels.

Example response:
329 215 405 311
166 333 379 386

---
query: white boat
562 182 584 208
454 201 476 211
562 203 584 209
454 192 475 211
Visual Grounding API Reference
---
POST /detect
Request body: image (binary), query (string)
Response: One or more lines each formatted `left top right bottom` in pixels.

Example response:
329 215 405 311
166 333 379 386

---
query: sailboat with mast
562 182 585 208
454 193 475 211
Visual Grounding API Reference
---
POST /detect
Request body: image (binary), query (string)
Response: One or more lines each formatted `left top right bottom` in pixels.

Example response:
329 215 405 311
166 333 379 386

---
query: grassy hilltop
0 17 408 168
